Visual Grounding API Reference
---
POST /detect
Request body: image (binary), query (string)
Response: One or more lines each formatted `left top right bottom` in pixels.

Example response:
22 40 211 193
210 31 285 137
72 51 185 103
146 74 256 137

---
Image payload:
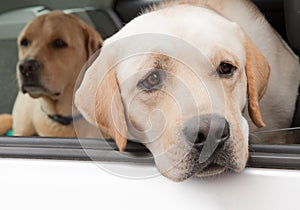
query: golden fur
12 11 102 137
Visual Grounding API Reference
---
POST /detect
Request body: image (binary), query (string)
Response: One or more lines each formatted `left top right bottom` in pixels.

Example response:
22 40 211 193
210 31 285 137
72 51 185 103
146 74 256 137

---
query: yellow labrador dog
76 0 300 181
13 11 102 137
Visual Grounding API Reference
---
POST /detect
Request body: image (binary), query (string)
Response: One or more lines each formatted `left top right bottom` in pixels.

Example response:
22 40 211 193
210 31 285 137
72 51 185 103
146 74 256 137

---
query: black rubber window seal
0 136 299 170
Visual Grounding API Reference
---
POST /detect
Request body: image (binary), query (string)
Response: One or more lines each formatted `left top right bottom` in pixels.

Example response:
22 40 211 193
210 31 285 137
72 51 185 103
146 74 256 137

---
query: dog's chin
194 163 227 177
160 149 242 182
161 163 228 182
22 85 61 99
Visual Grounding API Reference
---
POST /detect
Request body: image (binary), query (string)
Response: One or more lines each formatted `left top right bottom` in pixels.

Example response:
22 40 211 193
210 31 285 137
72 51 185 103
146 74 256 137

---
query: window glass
0 0 299 170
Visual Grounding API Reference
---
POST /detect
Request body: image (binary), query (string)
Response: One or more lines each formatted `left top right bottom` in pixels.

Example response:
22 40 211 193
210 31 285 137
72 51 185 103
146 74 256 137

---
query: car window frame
0 136 299 171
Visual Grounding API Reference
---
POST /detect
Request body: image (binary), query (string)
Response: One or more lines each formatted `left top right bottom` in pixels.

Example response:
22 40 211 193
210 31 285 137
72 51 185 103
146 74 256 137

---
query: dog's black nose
19 59 40 77
183 114 230 150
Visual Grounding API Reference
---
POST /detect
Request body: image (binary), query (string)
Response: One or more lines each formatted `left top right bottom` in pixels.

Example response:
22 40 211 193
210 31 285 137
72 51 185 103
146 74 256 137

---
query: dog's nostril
220 121 230 142
195 132 206 145
222 122 229 139
19 64 25 72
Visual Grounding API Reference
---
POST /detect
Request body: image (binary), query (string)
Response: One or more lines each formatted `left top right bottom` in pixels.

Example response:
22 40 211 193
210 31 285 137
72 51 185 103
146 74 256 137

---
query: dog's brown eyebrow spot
151 54 174 71
210 48 240 68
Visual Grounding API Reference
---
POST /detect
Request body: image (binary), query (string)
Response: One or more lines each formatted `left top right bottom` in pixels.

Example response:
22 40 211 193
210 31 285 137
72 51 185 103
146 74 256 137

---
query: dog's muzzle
18 59 44 96
157 114 231 181
182 114 230 173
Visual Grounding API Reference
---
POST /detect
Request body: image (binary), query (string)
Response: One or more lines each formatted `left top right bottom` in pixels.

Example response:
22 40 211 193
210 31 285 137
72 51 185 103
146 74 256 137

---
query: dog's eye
217 62 237 77
20 38 29 47
139 70 163 92
52 39 68 49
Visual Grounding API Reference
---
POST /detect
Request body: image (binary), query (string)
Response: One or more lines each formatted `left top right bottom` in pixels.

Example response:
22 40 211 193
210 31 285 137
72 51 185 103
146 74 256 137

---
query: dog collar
41 106 83 126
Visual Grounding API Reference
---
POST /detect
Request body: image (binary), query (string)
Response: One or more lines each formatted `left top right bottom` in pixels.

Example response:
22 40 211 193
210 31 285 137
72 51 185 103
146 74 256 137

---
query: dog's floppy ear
244 35 270 128
67 13 103 58
82 23 103 58
75 49 127 151
94 69 128 151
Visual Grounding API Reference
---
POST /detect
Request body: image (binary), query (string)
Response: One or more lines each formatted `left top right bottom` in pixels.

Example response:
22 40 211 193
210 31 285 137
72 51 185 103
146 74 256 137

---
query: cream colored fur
75 0 300 181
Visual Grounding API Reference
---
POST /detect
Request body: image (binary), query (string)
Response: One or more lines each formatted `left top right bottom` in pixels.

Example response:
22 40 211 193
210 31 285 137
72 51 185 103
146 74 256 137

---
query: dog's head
75 6 269 181
17 10 102 99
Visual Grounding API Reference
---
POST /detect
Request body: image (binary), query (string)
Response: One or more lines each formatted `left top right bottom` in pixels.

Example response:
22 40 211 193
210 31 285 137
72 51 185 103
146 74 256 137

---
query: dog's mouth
160 156 231 182
158 144 235 181
192 144 241 178
189 147 244 179
22 84 61 99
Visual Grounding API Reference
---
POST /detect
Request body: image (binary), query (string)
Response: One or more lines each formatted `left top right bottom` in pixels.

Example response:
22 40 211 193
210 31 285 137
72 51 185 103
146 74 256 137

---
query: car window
0 0 299 173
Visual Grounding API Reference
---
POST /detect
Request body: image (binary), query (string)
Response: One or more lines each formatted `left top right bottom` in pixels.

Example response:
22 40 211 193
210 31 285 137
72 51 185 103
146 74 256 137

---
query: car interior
0 0 299 169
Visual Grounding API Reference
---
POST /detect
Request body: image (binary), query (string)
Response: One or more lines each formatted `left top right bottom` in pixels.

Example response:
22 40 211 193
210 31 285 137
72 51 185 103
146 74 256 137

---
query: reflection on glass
250 127 300 145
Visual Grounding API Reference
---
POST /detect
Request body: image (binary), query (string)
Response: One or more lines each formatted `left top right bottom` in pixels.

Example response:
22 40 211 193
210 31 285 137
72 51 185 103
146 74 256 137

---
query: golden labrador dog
75 0 300 181
12 11 102 137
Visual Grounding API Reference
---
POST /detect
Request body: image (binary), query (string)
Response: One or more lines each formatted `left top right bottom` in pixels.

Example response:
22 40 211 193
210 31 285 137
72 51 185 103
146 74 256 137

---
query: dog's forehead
108 5 244 53
106 5 245 82
20 12 82 41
